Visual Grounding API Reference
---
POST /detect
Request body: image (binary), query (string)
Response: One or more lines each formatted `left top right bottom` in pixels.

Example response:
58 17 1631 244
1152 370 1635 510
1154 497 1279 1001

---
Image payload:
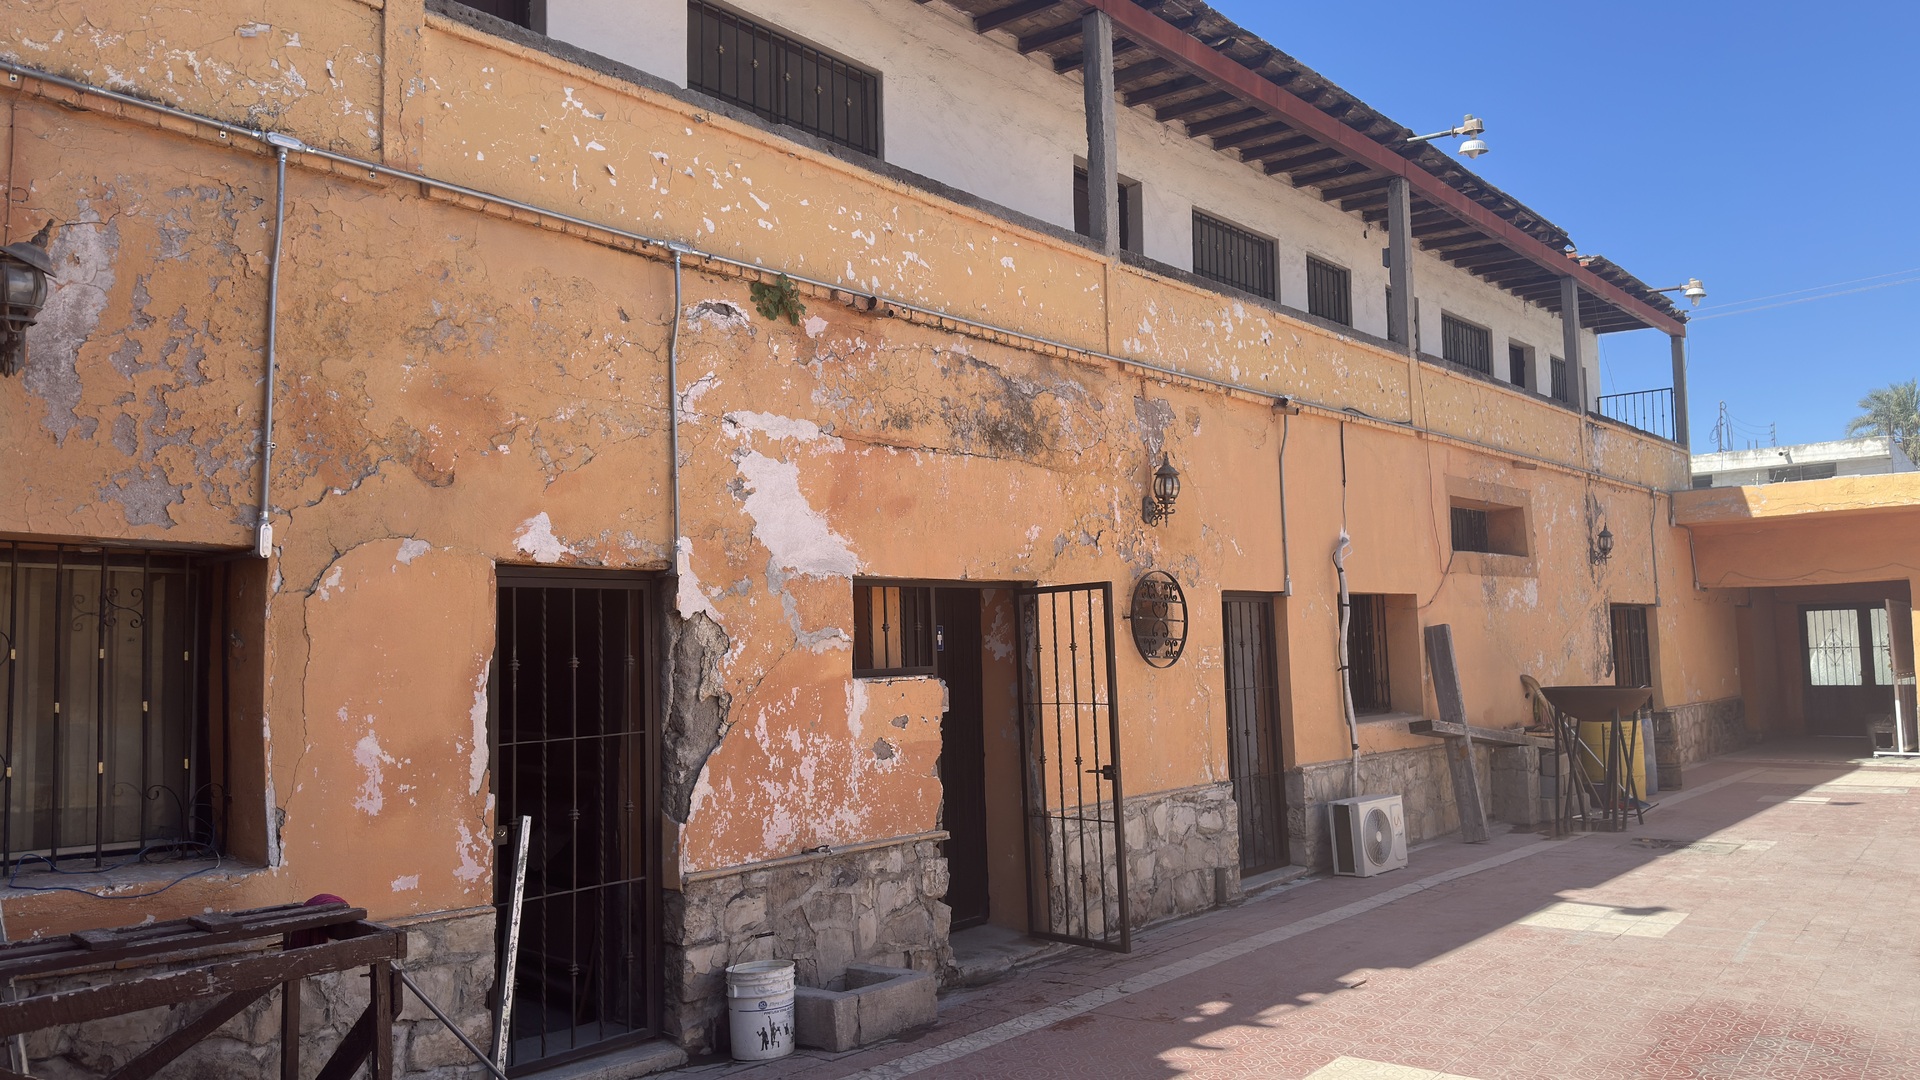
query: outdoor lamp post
1407 114 1489 159
1142 452 1181 527
1652 278 1708 307
0 222 55 378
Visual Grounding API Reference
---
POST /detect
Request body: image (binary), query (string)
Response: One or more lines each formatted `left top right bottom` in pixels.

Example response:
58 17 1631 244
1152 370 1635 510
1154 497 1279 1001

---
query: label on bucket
733 1004 793 1060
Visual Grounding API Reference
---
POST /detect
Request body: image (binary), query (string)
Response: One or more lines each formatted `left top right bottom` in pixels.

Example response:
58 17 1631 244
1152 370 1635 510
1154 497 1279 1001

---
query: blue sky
1208 1 1920 450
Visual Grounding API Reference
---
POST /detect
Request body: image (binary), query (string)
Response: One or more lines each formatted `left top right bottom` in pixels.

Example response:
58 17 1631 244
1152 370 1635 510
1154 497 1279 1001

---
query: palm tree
1846 378 1920 454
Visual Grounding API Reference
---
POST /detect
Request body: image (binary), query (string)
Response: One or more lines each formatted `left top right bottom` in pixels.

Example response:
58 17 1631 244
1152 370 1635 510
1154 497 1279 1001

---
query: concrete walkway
680 745 1920 1079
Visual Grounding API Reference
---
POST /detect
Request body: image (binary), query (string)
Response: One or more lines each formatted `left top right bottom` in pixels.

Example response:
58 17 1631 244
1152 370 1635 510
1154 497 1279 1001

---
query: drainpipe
1274 398 1296 595
1333 529 1360 795
667 244 689 574
255 136 297 559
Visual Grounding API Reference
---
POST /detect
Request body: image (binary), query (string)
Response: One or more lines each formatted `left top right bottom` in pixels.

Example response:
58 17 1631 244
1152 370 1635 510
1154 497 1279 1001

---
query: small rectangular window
1192 210 1276 300
1611 605 1653 689
1306 256 1352 327
1345 594 1391 715
1449 500 1529 556
1691 475 1714 489
1767 462 1838 484
853 582 935 677
456 0 537 30
1072 167 1140 253
0 542 210 865
688 2 880 157
1508 344 1530 389
1550 356 1569 403
1441 314 1492 375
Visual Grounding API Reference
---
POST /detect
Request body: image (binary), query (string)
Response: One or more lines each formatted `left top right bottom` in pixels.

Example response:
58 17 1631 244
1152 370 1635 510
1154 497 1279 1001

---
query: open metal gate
1017 583 1129 952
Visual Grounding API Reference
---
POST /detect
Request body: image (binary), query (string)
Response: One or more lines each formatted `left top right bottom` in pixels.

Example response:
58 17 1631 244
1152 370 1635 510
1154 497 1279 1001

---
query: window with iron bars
1451 506 1492 553
1768 462 1838 484
853 582 935 677
0 542 212 870
1192 210 1276 300
1306 256 1352 327
454 0 538 30
1611 604 1653 689
1441 314 1492 375
1550 355 1569 403
688 2 880 157
1345 594 1392 715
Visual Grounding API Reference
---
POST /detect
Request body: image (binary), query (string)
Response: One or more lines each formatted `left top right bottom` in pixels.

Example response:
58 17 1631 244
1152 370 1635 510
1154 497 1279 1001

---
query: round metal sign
1128 570 1188 668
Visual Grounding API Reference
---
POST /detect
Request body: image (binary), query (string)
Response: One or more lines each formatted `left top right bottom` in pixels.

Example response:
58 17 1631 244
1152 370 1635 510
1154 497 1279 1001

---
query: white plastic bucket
725 959 796 1061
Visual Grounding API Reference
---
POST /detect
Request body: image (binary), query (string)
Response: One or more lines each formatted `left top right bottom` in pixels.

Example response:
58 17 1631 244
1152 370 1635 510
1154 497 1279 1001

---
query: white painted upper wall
544 0 1608 404
1691 437 1917 487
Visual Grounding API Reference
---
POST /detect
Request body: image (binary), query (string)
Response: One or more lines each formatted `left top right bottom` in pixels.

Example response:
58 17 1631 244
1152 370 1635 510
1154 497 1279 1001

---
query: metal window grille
853 583 935 676
1508 344 1529 389
493 572 660 1069
688 2 880 157
1192 210 1275 300
1450 506 1493 553
1345 594 1392 715
1611 605 1652 688
1306 256 1352 327
1441 315 1492 375
1072 168 1136 253
1550 356 1569 403
0 542 208 870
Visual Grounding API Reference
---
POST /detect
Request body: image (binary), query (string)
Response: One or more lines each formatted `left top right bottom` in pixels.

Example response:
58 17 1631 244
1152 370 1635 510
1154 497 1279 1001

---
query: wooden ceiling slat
1122 74 1202 106
1155 91 1236 122
1287 161 1372 189
974 0 1063 34
1263 146 1345 176
1181 106 1265 137
1016 20 1083 54
1211 120 1293 151
1319 175 1390 202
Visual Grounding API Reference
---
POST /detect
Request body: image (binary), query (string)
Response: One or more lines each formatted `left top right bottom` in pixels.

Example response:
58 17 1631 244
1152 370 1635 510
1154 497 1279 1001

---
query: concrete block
793 965 935 1052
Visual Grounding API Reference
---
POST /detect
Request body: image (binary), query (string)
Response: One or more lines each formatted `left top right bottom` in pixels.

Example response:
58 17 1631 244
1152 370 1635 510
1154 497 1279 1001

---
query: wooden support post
1082 9 1119 256
370 961 395 1080
1560 277 1586 413
1386 176 1414 354
1670 333 1691 448
1423 624 1490 843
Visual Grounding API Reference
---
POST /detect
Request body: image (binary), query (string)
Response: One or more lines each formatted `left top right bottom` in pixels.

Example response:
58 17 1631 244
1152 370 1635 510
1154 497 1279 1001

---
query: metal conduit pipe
0 58 1670 505
1332 529 1360 796
255 138 294 559
1275 401 1294 596
667 244 689 584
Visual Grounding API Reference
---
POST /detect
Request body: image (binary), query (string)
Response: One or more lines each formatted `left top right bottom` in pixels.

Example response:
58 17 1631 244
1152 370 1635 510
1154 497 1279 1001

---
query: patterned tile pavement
678 744 1920 1080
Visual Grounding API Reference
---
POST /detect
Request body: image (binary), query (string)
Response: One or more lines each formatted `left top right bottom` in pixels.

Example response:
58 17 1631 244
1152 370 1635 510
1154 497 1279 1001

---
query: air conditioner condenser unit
1329 794 1408 877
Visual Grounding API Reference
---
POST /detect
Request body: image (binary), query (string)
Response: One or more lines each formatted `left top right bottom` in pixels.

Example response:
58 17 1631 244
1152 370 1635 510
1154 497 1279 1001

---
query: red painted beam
1081 0 1685 336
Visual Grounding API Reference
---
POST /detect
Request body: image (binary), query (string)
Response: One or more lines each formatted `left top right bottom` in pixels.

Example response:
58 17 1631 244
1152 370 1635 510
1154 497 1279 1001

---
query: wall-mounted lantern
1592 524 1615 564
0 223 55 378
1142 452 1181 527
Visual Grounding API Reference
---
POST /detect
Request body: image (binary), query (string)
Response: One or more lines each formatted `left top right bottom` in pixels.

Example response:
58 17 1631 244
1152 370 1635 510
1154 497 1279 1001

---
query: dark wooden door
1801 605 1894 738
1222 595 1287 874
935 588 990 929
492 571 660 1071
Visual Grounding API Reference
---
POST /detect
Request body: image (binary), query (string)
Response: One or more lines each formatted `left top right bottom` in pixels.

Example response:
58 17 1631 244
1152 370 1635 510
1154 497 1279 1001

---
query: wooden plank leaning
1423 624 1490 843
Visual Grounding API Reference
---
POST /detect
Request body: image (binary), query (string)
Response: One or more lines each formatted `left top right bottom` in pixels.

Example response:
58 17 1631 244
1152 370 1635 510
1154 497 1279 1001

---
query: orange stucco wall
0 0 1742 936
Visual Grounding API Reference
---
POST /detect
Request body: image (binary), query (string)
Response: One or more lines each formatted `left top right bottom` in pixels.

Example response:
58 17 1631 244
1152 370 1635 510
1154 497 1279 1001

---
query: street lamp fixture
1653 277 1708 307
1142 452 1181 527
1407 114 1489 160
0 222 54 378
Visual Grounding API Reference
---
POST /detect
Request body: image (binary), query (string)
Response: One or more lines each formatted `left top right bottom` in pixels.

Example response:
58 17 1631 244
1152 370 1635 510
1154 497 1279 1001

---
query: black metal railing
1597 387 1676 441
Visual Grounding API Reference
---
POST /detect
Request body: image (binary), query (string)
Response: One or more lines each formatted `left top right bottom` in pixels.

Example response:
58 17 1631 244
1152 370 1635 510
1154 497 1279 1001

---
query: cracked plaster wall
0 0 1741 941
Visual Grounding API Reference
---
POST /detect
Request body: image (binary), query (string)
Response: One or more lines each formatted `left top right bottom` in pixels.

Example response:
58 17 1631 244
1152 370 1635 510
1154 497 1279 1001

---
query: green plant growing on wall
750 274 807 326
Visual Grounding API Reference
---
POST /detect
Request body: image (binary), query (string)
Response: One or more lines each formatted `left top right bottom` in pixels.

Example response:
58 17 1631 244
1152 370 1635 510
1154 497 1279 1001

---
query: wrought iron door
1887 599 1916 752
1016 583 1129 952
492 571 660 1072
1222 595 1287 874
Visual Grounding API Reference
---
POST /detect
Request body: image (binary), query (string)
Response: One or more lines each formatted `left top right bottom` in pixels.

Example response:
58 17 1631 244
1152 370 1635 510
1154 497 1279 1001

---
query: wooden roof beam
975 0 1064 34
1016 20 1084 54
1182 106 1267 137
1156 90 1237 122
1079 0 1684 335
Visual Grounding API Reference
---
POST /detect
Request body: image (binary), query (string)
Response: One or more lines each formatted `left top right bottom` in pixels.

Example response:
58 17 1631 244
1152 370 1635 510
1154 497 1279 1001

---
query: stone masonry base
664 838 952 1055
1288 742 1547 870
18 907 495 1080
1654 697 1748 788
